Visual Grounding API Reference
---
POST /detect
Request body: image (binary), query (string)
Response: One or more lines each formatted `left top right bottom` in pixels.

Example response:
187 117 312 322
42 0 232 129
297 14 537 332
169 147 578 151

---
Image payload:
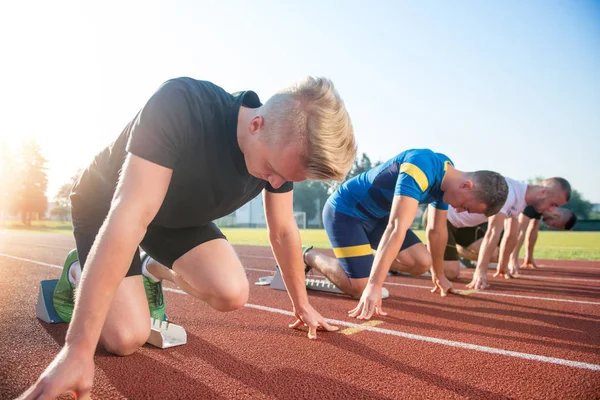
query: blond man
21 77 356 400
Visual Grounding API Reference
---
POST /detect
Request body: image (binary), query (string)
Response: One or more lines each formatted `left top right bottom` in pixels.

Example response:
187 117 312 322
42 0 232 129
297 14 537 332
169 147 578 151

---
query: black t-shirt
522 205 542 220
71 77 292 228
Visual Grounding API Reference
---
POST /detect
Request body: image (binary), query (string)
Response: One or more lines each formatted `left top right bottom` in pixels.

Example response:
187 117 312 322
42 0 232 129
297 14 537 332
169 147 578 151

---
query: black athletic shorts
70 195 226 277
444 221 487 261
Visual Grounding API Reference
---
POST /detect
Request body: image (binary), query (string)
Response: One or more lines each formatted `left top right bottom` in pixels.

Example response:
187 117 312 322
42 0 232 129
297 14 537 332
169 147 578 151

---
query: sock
68 261 81 285
141 255 160 283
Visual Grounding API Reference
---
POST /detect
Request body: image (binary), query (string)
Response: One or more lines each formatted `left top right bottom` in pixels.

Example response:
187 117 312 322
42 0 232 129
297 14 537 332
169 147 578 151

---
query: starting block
36 280 64 323
265 267 344 294
35 279 187 349
147 318 187 348
258 268 390 298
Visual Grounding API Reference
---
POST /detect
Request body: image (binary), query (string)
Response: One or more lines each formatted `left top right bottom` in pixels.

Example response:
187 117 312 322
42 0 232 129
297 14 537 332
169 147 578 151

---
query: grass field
2 221 599 260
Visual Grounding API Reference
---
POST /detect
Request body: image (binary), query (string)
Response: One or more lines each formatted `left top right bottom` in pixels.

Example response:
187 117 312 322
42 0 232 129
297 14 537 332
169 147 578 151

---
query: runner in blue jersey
302 149 509 320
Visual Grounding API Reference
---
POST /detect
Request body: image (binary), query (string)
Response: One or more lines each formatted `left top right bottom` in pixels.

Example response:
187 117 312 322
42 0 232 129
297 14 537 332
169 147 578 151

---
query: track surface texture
1 230 599 399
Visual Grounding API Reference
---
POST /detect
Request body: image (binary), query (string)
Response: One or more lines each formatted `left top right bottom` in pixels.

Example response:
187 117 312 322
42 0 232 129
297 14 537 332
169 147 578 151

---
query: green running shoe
53 249 80 323
141 252 166 321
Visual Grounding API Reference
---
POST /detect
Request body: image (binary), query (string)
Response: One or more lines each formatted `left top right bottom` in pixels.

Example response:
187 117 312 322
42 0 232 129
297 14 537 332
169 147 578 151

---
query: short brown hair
470 171 508 217
541 177 572 202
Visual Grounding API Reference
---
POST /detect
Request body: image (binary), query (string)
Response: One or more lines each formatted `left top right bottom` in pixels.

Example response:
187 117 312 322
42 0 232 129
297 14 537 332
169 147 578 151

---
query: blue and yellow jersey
328 149 453 221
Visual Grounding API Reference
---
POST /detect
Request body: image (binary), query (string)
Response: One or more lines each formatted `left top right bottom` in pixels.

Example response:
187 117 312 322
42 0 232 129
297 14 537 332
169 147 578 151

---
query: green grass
0 220 73 234
2 222 599 260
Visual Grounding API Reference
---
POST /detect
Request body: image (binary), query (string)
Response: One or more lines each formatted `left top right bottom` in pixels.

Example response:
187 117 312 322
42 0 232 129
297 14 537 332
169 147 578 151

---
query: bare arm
349 196 418 319
509 213 531 268
263 189 338 338
523 219 540 267
369 196 419 287
495 216 519 277
467 213 505 289
426 206 453 296
67 154 172 352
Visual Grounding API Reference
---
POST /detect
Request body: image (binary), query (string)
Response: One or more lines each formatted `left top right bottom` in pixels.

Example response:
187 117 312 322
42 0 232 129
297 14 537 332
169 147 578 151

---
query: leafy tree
293 152 384 227
0 140 18 224
293 180 331 226
52 169 82 221
14 139 48 225
346 153 383 181
563 190 593 219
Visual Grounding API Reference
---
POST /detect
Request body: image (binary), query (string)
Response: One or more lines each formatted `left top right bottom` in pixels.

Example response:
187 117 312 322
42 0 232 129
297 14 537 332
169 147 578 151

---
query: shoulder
155 78 234 103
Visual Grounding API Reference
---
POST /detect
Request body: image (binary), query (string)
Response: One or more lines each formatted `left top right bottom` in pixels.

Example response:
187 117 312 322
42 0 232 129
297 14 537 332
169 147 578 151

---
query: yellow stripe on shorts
399 162 429 192
333 244 373 258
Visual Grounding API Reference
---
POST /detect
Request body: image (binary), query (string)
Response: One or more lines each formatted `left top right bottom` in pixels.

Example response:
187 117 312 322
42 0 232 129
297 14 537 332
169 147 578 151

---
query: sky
1 0 599 202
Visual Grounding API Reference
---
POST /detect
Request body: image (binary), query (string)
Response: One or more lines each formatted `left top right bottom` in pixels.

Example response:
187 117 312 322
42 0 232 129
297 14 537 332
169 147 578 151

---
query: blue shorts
323 202 422 279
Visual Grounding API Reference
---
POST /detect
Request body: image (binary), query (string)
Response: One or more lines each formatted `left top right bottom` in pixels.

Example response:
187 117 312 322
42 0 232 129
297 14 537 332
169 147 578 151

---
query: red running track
0 230 599 399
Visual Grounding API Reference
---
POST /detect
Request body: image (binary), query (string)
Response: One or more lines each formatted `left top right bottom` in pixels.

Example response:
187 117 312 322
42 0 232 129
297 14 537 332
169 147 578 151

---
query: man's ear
249 115 264 135
460 180 474 190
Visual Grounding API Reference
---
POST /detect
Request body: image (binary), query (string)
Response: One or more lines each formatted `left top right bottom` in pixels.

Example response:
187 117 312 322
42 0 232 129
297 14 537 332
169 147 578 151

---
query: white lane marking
238 254 275 260
382 281 600 305
159 288 600 371
0 253 62 269
241 302 600 372
460 271 600 284
245 267 274 273
2 253 599 306
2 252 599 372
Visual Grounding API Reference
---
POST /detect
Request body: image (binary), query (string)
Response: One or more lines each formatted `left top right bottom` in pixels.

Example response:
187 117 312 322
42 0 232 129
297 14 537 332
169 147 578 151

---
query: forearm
498 234 517 269
65 208 148 352
524 226 538 260
369 227 405 287
269 227 309 308
476 231 501 274
426 229 447 277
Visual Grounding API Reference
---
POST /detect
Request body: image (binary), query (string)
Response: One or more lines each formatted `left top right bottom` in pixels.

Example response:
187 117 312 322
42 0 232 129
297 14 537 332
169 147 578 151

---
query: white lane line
2 252 599 372
0 253 62 269
242 253 600 284
460 271 600 284
238 254 275 260
245 300 600 371
245 267 274 273
382 281 600 305
161 288 600 371
2 253 599 306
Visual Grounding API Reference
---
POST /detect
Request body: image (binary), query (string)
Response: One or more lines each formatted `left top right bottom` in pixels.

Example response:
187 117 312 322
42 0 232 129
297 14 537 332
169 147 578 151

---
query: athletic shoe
141 252 166 321
52 249 80 323
459 257 476 269
382 287 390 299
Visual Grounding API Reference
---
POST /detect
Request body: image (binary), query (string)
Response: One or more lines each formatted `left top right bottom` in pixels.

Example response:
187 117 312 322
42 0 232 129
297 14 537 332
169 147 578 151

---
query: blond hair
260 77 356 181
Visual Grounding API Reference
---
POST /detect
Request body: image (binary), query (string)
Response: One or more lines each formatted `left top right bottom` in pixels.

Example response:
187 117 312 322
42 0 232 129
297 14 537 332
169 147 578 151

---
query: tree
346 153 383 181
52 169 82 221
563 190 593 219
293 152 384 227
14 139 48 225
0 140 18 224
293 180 331 226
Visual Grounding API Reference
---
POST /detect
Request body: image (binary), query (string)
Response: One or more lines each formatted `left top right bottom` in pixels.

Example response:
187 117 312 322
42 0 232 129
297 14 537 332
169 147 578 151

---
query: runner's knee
444 262 460 281
211 276 249 312
102 325 149 356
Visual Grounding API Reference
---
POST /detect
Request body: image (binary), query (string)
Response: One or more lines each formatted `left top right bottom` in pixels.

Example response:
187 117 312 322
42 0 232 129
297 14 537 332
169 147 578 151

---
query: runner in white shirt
438 177 571 290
